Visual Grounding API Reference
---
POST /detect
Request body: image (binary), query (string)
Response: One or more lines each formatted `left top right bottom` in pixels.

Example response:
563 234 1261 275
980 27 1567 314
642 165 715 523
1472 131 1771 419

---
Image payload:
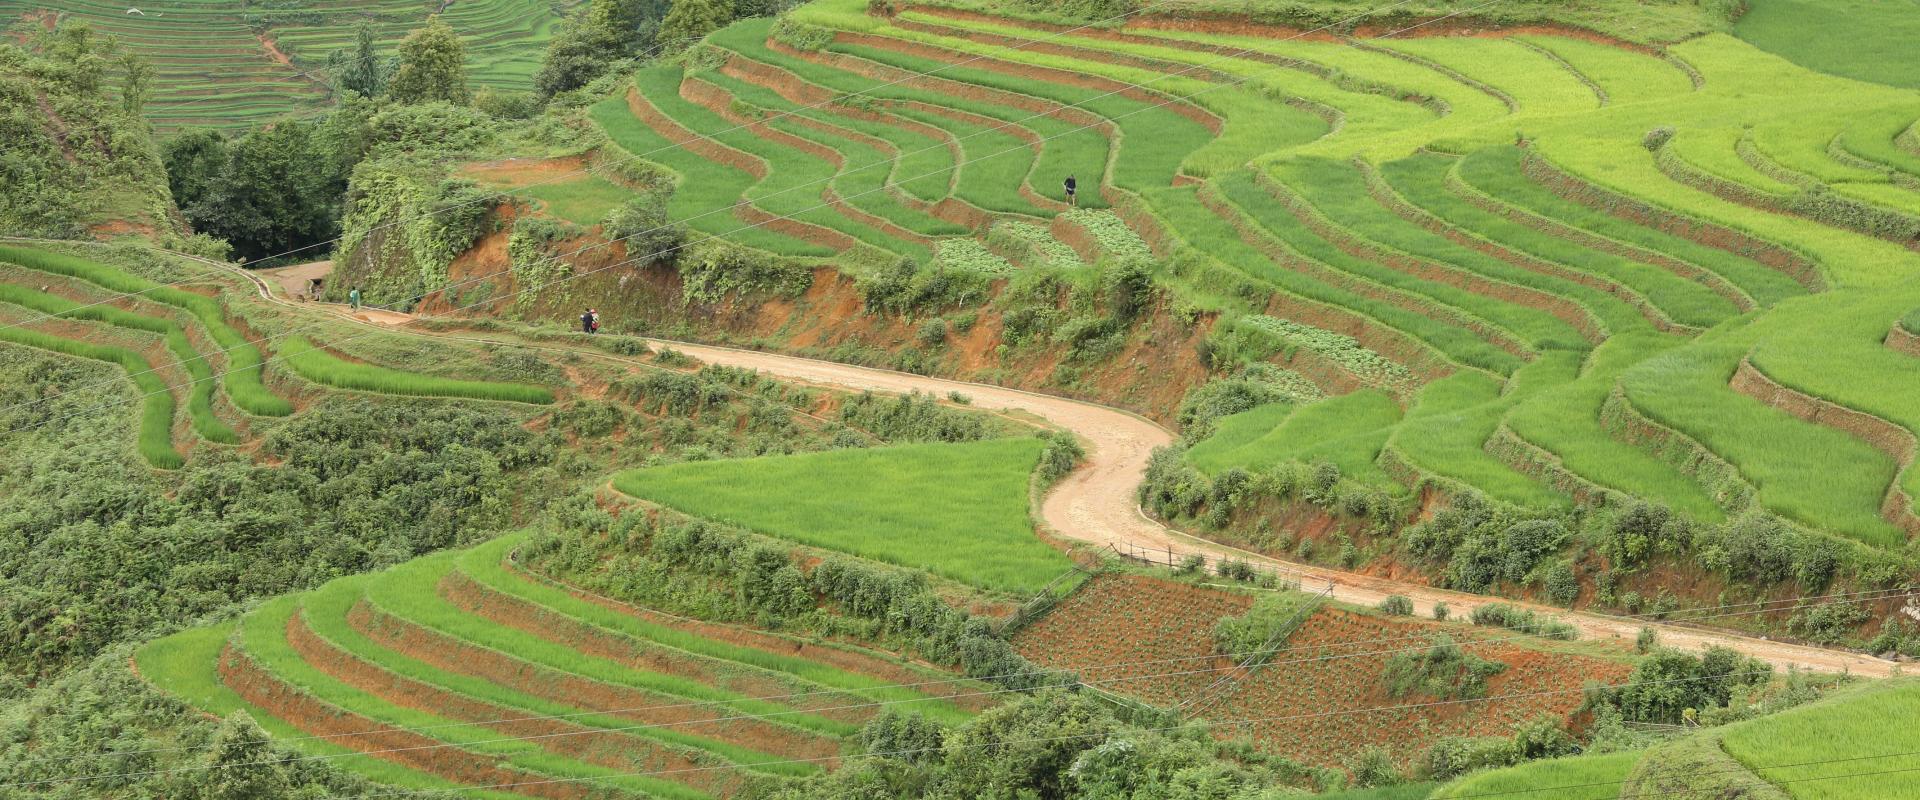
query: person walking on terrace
348 286 361 311
1064 174 1078 207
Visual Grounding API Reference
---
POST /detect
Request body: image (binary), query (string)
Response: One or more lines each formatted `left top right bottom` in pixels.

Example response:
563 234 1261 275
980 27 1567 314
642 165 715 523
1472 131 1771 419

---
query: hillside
7 0 1920 797
0 25 180 238
406 0 1920 634
0 0 573 130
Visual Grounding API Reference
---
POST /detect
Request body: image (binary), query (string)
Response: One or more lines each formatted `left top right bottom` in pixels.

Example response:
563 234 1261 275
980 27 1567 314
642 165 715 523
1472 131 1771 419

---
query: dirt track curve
211 257 1902 677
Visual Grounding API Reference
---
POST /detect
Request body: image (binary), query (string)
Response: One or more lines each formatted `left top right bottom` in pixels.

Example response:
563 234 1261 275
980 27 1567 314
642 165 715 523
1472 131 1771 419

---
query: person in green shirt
348 286 361 311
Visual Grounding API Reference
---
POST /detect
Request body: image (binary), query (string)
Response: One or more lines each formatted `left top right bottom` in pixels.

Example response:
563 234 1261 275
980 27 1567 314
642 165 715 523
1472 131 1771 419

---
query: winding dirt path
209 254 1902 677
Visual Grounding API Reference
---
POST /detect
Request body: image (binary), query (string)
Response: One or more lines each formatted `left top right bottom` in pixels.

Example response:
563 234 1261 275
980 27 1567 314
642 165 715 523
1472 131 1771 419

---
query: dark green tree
199 712 291 800
656 0 733 53
183 121 343 260
329 21 388 98
387 15 469 105
534 0 664 98
160 129 228 211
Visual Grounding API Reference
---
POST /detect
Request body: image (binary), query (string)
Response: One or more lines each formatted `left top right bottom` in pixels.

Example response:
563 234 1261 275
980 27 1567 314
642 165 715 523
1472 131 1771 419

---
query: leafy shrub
1643 126 1676 151
1432 601 1450 621
1595 647 1771 724
1035 431 1085 487
1212 592 1318 663
601 190 687 264
678 240 811 304
1383 635 1507 699
1541 560 1580 606
1469 603 1578 640
1175 362 1322 439
1378 595 1414 616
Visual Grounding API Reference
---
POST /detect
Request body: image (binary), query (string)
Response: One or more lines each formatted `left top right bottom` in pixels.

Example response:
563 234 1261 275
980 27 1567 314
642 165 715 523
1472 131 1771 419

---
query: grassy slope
612 438 1071 594
1735 0 1920 89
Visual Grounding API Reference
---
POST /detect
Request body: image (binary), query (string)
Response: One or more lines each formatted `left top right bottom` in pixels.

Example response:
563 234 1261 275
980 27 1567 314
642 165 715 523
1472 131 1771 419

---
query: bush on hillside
1382 635 1507 700
1212 592 1317 664
1469 603 1578 640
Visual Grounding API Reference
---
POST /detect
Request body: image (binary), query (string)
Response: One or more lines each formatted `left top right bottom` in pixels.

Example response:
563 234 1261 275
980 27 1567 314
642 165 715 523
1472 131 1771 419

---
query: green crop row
0 281 238 444
279 336 555 405
0 325 180 468
0 246 292 416
298 572 818 776
134 624 526 799
1385 153 1739 330
233 594 719 800
360 550 861 739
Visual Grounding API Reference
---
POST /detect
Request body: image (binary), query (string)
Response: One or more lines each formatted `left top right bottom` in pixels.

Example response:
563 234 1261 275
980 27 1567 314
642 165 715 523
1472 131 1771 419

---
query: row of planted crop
139 533 989 798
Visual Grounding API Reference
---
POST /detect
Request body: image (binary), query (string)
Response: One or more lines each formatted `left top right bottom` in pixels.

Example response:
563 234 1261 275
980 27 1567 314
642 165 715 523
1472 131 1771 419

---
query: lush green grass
1391 369 1569 508
1721 679 1920 799
0 325 181 468
299 570 822 777
1384 152 1740 329
504 175 634 227
0 246 292 416
1735 0 1920 89
1205 174 1520 374
360 550 860 739
592 73 833 257
279 336 554 404
234 593 718 800
0 281 238 444
1453 147 1806 308
1187 389 1402 481
1431 750 1642 799
135 625 528 800
613 437 1070 594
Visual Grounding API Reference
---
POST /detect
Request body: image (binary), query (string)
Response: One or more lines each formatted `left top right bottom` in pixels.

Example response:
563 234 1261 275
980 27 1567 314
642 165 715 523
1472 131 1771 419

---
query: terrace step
1517 150 1826 292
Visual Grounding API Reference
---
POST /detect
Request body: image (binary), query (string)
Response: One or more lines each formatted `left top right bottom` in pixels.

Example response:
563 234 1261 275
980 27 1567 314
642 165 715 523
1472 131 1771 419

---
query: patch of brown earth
460 156 592 186
1888 324 1920 359
217 643 590 800
347 599 841 759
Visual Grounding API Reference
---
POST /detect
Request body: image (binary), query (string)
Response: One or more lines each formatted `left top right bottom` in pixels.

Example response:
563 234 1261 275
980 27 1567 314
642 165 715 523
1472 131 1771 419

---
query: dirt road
215 254 1900 676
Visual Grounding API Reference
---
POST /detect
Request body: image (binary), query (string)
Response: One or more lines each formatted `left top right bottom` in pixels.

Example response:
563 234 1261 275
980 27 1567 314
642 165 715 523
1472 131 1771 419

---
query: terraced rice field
565 0 1920 554
139 532 992 798
1014 573 1630 768
2 0 569 129
0 244 563 466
